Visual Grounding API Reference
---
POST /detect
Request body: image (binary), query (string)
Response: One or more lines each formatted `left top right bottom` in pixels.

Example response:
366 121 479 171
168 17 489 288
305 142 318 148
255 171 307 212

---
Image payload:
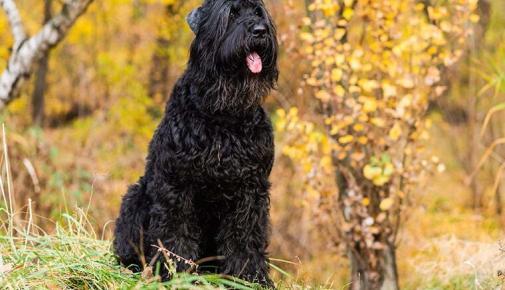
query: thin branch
0 0 27 49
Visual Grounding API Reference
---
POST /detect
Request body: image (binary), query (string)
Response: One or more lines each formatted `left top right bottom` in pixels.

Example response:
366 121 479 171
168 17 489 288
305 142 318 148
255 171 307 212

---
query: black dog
113 0 278 287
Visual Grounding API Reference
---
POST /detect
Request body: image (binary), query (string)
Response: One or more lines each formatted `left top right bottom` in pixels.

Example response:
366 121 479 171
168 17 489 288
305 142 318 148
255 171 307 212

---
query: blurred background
1 0 505 288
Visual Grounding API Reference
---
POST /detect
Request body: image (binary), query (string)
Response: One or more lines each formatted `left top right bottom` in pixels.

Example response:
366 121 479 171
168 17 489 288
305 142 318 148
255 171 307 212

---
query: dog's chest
165 105 274 182
201 124 273 180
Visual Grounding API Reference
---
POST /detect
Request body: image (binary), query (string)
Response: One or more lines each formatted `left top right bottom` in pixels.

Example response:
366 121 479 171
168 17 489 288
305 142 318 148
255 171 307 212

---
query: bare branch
0 0 27 49
0 0 94 109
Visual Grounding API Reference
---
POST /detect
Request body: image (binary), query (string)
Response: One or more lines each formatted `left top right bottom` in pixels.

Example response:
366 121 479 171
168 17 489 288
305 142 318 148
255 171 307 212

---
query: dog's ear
187 7 202 34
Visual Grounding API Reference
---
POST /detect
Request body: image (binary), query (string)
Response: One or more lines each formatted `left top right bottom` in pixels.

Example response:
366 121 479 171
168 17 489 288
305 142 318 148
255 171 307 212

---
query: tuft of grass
0 211 262 290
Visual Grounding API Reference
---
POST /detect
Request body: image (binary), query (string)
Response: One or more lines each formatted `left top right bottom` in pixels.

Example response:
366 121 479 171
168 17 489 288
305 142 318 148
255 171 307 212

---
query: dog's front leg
144 174 201 279
217 185 273 288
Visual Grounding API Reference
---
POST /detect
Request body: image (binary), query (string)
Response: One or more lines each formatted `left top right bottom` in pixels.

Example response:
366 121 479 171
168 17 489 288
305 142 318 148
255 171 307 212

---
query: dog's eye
230 7 239 19
255 8 262 17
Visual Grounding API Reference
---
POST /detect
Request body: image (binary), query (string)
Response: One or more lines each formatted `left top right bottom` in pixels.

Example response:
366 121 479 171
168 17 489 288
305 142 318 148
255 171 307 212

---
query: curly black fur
113 0 278 287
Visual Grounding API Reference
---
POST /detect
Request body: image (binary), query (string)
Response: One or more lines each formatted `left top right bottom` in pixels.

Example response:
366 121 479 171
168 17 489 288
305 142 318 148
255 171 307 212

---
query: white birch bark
0 0 93 109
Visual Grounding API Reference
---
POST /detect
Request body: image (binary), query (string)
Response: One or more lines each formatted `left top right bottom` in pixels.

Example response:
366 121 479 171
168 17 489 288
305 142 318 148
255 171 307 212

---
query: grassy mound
0 212 260 290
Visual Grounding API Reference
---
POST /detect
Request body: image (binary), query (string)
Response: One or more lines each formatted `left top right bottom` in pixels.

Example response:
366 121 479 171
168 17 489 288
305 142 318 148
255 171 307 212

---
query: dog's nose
252 24 267 37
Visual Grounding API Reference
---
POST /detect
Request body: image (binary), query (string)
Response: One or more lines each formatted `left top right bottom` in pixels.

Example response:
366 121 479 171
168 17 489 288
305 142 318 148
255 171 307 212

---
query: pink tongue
246 52 262 74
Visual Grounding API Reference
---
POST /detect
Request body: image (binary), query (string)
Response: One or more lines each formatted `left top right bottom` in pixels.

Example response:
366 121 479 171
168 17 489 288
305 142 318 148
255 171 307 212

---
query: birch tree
0 0 93 109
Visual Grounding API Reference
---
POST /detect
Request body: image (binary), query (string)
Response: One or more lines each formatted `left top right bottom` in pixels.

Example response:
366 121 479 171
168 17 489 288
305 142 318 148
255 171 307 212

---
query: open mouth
246 52 262 74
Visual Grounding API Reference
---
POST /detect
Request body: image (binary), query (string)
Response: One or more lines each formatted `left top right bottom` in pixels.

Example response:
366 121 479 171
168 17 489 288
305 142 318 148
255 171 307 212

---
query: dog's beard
210 74 270 113
208 39 275 114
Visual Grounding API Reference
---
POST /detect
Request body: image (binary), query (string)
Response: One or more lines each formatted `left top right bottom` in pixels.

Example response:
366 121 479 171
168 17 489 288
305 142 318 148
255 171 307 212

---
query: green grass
0 211 262 290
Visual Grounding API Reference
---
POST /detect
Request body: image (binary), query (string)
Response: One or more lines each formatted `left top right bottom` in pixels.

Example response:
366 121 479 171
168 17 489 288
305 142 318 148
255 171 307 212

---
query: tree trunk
32 51 49 125
0 0 94 108
380 242 399 290
148 37 171 101
147 2 184 102
467 9 482 210
496 184 503 216
462 0 491 211
348 242 399 290
336 170 400 290
32 0 53 126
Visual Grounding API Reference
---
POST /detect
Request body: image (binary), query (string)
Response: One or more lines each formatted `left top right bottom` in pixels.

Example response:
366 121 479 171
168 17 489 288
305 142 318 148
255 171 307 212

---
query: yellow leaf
349 85 361 93
335 54 345 64
398 94 412 109
383 162 394 176
427 46 438 55
316 90 331 102
349 58 361 70
363 165 381 180
338 135 354 144
389 123 402 141
333 85 346 97
351 152 365 161
303 162 312 173
382 83 397 98
358 136 368 144
288 107 299 116
324 54 335 65
373 176 390 186
342 7 354 20
331 68 343 82
371 118 385 127
306 77 318 86
353 124 364 132
380 198 394 211
306 185 319 198
330 124 340 135
300 32 314 42
362 197 370 206
344 0 354 7
470 14 480 23
440 21 452 32
399 77 415 89
358 114 369 122
358 79 379 92
362 97 378 113
320 156 333 172
303 45 314 54
334 29 346 40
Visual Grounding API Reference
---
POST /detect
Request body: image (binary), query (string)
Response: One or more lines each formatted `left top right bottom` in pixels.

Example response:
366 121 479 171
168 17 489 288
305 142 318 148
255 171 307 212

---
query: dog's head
187 0 278 91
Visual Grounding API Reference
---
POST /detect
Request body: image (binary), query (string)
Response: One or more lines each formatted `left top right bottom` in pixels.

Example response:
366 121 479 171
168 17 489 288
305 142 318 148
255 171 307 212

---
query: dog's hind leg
113 178 150 271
